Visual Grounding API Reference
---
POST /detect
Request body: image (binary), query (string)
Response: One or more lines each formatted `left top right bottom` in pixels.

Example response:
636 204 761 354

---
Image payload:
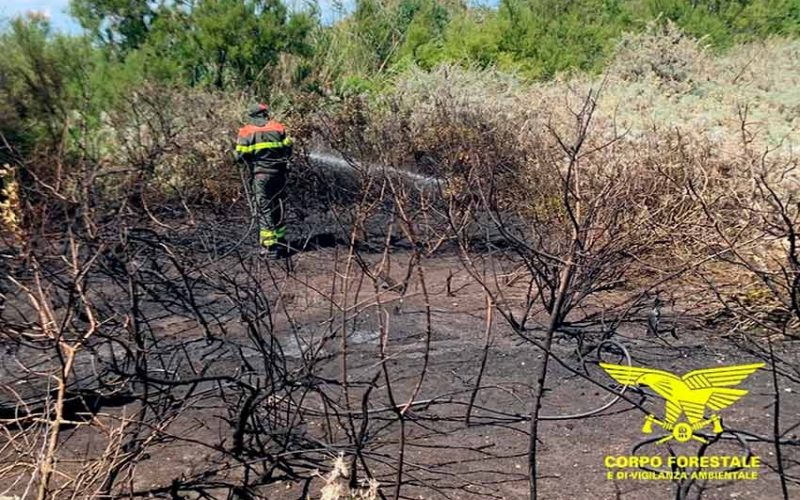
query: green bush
0 17 96 154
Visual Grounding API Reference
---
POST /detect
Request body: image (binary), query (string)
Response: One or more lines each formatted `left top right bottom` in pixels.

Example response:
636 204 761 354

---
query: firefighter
235 103 294 258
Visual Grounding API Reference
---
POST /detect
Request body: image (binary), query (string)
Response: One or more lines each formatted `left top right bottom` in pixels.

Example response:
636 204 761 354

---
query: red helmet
248 103 269 117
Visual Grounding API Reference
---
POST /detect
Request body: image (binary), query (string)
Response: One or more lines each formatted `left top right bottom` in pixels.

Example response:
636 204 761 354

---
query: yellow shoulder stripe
235 137 293 153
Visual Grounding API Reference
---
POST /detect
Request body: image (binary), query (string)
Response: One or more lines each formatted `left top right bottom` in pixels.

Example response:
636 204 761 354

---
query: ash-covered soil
0 204 798 500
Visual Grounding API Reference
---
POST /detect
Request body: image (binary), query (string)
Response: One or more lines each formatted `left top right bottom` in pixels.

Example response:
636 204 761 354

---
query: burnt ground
1 204 799 500
176 251 799 500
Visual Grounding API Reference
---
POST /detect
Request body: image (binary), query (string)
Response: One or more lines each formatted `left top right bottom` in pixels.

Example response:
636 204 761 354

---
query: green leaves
3 0 799 115
321 0 800 89
70 0 155 53
67 0 317 91
0 17 99 153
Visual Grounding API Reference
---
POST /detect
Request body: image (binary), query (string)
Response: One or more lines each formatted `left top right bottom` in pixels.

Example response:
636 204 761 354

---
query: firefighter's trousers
252 169 287 248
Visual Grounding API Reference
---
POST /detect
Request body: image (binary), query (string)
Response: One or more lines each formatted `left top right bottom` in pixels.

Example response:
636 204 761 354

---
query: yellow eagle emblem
599 362 764 443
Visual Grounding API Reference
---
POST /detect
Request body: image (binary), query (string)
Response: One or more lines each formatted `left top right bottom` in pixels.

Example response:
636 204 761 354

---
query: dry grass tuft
319 454 379 500
0 164 21 246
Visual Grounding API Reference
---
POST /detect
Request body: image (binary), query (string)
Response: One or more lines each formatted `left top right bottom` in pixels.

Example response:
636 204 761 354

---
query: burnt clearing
1 197 799 499
3 91 800 500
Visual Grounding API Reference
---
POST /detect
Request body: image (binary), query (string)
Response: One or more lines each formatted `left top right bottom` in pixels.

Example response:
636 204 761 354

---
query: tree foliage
70 0 156 53
319 0 800 82
0 17 101 155
54 0 800 91
70 0 316 91
0 0 798 156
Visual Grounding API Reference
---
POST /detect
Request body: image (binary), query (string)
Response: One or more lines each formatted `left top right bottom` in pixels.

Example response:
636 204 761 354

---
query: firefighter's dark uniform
235 105 293 253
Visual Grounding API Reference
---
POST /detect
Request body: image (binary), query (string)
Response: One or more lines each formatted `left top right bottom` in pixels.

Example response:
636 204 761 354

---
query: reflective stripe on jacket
235 120 293 171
